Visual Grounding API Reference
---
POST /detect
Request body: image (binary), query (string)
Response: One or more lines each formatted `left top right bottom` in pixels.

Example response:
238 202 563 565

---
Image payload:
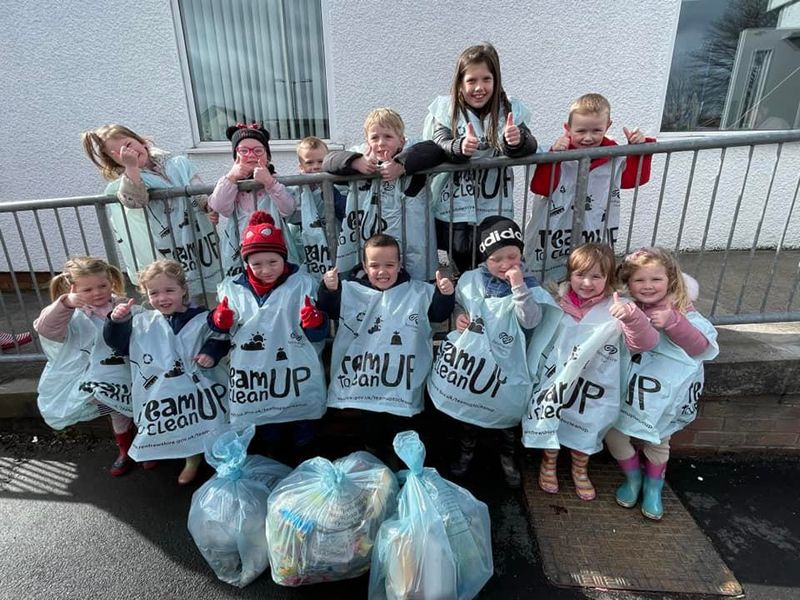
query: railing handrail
2 129 799 213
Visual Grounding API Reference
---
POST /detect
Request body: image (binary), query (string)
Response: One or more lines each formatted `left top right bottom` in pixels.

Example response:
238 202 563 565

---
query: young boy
317 233 455 463
288 137 346 281
323 107 446 281
208 210 328 459
524 93 655 282
428 216 559 488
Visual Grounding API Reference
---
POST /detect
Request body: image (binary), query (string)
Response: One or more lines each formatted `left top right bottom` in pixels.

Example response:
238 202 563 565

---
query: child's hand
207 209 219 226
648 308 676 329
503 112 520 146
117 146 140 170
323 267 340 291
211 296 235 331
552 126 571 151
461 123 479 156
456 313 471 333
253 157 275 188
379 160 405 181
111 298 135 322
435 270 454 295
63 288 88 309
227 160 253 182
194 353 214 368
623 127 645 145
504 265 524 288
300 296 324 329
352 153 378 175
609 292 633 321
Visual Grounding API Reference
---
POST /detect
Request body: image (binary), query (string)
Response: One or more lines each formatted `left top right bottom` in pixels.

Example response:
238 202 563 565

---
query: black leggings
435 219 478 275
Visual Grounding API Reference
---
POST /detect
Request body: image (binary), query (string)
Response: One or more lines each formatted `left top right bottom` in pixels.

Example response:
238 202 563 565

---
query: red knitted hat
241 211 287 260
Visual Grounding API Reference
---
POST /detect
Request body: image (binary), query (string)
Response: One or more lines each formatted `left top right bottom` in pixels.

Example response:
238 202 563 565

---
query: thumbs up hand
609 291 633 321
323 267 340 291
503 112 520 147
461 122 479 157
623 126 645 145
300 295 324 329
111 298 135 322
212 296 235 331
435 270 454 295
552 124 571 152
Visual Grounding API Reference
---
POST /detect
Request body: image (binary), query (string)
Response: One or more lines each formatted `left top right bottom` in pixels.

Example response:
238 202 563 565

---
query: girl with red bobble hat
209 210 327 460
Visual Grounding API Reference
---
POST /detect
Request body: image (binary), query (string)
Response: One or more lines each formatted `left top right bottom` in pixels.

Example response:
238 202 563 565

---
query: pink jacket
208 175 296 219
639 300 710 356
557 284 659 353
33 296 117 343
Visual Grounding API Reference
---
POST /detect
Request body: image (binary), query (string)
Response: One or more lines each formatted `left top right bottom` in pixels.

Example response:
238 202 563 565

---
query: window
662 0 800 131
176 0 329 142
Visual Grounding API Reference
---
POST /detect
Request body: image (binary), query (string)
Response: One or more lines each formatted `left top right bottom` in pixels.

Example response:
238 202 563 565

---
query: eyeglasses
236 147 266 157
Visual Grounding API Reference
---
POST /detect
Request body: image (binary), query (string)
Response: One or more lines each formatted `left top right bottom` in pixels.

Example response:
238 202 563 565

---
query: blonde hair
567 243 617 295
81 124 152 181
568 93 612 125
136 259 188 302
363 107 405 139
450 42 511 152
618 247 691 313
49 256 125 302
296 136 328 158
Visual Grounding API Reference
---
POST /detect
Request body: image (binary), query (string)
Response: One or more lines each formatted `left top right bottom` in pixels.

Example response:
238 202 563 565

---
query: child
208 123 298 278
423 42 538 275
208 210 328 457
522 243 659 500
524 93 654 282
288 136 346 281
104 259 231 485
607 247 718 520
324 107 446 281
34 257 137 476
427 216 556 488
82 125 220 301
317 233 455 462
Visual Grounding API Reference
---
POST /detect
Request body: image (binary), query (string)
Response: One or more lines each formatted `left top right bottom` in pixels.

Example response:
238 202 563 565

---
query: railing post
570 156 591 251
94 202 122 271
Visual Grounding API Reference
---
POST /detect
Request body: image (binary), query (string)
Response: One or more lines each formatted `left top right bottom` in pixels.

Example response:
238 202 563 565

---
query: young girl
209 123 299 278
34 257 137 476
82 124 220 302
208 211 328 458
104 259 231 485
423 42 538 274
522 243 659 500
606 247 718 520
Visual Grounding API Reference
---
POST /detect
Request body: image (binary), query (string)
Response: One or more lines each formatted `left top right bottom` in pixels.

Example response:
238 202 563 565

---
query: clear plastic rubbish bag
188 425 291 587
266 451 399 586
369 431 494 600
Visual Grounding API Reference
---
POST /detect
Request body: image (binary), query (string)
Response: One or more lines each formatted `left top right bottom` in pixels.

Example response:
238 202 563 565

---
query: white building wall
1 0 798 272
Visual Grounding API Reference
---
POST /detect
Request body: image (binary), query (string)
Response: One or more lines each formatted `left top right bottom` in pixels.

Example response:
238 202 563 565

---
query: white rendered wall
1 0 798 273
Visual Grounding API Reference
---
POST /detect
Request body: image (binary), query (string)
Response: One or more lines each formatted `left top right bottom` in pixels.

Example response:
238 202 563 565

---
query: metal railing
1 129 799 362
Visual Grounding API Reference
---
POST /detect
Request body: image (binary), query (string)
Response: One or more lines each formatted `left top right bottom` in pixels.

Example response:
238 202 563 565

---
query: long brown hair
49 256 126 302
81 124 152 181
449 42 511 152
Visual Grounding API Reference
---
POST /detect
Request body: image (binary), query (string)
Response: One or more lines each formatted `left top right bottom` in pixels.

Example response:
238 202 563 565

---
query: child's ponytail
49 273 72 302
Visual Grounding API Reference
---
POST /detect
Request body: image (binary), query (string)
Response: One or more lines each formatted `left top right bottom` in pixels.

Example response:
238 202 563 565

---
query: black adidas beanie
477 215 524 261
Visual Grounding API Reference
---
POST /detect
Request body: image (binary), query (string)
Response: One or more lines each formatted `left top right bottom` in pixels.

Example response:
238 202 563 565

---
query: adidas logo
478 227 523 253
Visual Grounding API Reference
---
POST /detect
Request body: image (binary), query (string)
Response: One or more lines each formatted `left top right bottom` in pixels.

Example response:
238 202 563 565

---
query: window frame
169 0 336 150
659 0 799 136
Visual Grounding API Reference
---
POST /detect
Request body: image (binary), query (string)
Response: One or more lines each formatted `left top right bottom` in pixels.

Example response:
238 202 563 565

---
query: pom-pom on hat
241 211 287 260
226 122 272 160
477 215 524 261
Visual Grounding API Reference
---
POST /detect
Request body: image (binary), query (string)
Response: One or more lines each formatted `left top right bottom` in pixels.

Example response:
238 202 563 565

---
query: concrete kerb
2 322 800 451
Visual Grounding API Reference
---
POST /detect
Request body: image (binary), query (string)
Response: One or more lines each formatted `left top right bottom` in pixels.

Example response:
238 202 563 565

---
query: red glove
212 297 235 331
300 295 324 329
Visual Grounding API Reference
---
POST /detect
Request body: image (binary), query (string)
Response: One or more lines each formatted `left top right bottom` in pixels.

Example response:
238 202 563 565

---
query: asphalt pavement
1 429 798 600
